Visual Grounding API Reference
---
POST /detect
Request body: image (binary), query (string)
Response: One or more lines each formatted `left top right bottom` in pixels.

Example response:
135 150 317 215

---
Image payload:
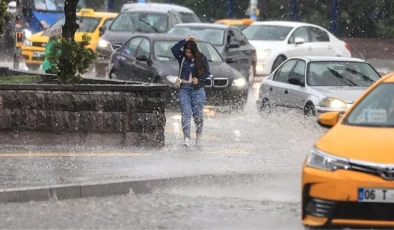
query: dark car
95 4 200 78
167 23 257 86
107 34 249 110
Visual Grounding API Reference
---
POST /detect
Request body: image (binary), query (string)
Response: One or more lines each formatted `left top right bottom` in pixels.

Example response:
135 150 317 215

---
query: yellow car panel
302 73 394 228
22 9 117 70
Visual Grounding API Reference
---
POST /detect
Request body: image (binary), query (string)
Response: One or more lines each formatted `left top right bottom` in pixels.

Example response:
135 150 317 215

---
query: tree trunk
62 0 79 40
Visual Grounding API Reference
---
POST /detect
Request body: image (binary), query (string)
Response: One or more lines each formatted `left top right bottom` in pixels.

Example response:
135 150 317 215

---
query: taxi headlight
232 78 247 87
319 97 347 109
306 147 350 172
98 39 110 48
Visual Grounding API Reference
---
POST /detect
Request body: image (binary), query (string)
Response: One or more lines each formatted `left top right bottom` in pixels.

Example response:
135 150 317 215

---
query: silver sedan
256 56 382 116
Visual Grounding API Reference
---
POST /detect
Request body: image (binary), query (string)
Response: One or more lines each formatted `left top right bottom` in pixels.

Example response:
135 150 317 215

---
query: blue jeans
179 84 206 139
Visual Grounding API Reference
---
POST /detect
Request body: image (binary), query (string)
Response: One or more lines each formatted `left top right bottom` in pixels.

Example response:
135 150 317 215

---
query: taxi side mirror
317 112 340 128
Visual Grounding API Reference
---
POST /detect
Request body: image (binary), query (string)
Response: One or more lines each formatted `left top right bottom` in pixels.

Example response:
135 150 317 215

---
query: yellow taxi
21 9 118 71
302 72 394 228
215 18 254 30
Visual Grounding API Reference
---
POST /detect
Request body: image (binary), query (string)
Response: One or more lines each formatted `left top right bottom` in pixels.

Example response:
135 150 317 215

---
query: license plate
358 188 394 203
33 52 44 57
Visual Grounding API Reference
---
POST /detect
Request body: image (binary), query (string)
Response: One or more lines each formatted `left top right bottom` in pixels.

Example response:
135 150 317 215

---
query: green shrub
0 0 11 35
47 34 97 84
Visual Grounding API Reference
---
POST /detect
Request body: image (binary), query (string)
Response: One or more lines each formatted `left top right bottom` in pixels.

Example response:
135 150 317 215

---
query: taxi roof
382 73 394 83
77 9 118 17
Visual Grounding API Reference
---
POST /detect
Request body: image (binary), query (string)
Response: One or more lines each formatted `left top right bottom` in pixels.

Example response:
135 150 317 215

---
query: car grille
111 42 123 50
348 160 394 181
332 202 394 221
305 198 394 221
32 42 47 48
204 78 212 87
213 78 228 88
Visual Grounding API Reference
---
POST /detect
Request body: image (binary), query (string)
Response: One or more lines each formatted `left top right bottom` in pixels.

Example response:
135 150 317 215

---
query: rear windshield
178 12 201 23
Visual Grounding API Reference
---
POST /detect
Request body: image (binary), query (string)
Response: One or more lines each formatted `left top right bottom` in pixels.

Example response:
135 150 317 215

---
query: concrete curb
0 178 167 203
0 172 267 204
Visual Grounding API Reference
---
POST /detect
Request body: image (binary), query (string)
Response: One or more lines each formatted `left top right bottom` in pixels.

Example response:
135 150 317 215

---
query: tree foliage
47 34 97 84
0 0 11 35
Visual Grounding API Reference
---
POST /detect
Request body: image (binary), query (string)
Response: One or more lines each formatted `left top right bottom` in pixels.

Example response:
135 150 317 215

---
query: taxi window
344 83 394 127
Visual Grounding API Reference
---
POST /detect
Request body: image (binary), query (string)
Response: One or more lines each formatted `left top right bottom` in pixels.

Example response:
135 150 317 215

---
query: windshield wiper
137 18 159 33
345 68 376 83
327 67 358 86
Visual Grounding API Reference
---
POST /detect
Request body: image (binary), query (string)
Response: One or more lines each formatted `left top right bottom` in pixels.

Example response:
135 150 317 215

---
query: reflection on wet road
0 81 326 228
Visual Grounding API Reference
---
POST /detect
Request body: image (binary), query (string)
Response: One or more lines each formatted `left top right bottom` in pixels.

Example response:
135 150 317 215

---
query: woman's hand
192 77 198 85
186 36 196 42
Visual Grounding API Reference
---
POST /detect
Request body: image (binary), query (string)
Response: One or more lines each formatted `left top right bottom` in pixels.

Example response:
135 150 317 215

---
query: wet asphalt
0 78 327 228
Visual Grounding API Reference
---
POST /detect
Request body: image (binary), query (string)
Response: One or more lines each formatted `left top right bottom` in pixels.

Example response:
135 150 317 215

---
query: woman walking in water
171 36 211 147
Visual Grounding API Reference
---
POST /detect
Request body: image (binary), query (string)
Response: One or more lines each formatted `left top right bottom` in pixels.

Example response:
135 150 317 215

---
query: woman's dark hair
184 41 205 77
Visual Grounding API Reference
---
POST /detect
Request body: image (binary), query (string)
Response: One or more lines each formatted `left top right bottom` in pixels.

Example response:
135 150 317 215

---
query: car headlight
23 39 32 46
257 49 271 59
232 78 247 87
166 75 178 83
306 147 350 171
98 39 110 48
319 97 347 109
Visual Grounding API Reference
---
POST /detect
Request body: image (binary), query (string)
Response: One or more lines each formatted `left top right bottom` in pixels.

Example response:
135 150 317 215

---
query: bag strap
178 57 185 78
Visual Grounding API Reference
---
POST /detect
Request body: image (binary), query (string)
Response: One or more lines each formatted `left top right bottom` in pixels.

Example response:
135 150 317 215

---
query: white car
242 21 352 76
256 56 381 116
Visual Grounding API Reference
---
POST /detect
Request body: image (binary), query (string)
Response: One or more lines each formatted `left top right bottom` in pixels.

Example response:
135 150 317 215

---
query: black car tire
271 55 286 73
304 102 316 116
258 98 271 114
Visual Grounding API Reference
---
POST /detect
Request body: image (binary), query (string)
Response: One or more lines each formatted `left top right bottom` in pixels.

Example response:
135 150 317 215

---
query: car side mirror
136 55 151 64
317 112 340 128
295 37 305 45
225 57 235 63
99 26 106 37
228 41 240 49
288 76 304 86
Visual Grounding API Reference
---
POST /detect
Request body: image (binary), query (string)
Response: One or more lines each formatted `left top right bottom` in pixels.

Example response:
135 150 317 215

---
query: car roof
173 23 229 29
121 3 195 13
292 56 366 63
121 8 169 13
131 33 210 43
251 20 324 28
77 12 118 17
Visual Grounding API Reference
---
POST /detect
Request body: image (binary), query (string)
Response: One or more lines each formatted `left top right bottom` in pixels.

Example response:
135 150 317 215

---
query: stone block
101 133 124 146
10 109 21 130
84 133 103 146
36 110 47 131
0 188 50 203
1 109 11 130
62 111 78 132
50 186 81 200
80 182 131 198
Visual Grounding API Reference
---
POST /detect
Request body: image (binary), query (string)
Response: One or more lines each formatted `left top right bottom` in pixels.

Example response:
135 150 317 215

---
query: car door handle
328 46 332 50
269 86 273 91
285 89 288 94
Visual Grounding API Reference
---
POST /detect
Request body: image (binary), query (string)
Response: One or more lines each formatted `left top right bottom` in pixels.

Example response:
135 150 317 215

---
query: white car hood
310 86 368 104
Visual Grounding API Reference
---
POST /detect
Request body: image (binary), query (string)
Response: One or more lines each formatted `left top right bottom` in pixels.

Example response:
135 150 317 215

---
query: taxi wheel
26 64 40 71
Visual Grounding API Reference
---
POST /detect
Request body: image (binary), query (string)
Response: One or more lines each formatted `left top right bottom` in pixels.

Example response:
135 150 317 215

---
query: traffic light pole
13 0 24 70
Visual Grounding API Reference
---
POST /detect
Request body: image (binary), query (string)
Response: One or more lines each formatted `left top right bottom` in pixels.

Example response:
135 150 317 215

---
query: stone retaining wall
0 84 168 147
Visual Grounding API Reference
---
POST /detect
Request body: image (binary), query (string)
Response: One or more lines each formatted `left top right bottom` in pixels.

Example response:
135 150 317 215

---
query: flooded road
0 81 327 228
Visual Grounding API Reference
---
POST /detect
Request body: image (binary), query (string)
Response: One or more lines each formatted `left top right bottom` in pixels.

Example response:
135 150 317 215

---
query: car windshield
167 27 225 46
307 61 381 87
50 17 100 33
33 0 86 11
178 12 201 23
243 24 293 41
343 83 394 127
154 41 223 62
110 12 168 33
